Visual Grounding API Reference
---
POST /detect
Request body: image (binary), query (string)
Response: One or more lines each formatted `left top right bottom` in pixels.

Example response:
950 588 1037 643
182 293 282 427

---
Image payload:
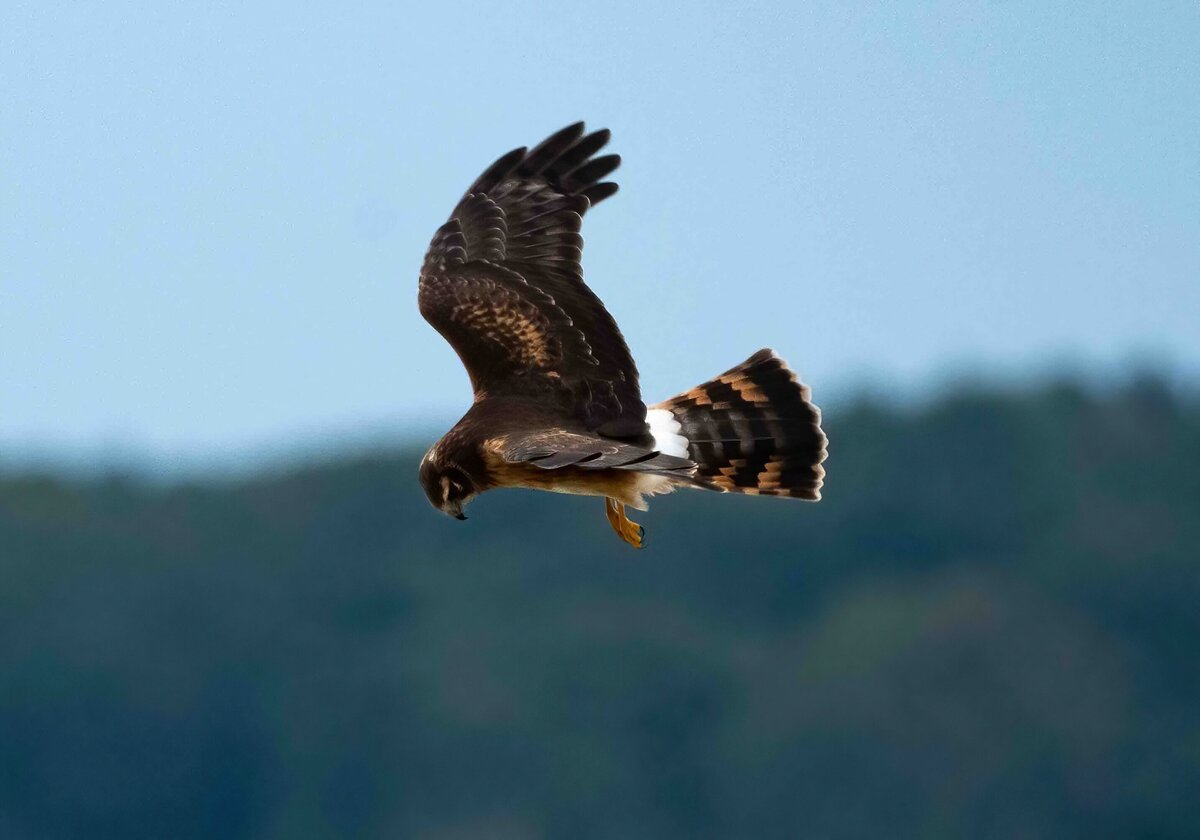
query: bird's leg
605 497 645 549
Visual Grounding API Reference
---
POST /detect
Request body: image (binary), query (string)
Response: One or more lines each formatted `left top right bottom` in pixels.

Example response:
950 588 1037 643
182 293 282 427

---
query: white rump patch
646 408 690 459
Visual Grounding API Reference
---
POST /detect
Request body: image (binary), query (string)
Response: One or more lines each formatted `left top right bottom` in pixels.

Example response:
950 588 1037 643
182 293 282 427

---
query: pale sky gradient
2 2 1197 464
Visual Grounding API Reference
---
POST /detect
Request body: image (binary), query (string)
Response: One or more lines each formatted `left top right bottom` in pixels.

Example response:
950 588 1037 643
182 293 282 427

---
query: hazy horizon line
3 355 1195 484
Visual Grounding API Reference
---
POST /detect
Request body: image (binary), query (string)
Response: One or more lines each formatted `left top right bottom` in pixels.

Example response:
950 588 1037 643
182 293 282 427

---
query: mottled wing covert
418 262 597 394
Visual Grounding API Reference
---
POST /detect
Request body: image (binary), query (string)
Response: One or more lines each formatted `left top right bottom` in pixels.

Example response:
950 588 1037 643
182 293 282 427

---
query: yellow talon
605 497 645 549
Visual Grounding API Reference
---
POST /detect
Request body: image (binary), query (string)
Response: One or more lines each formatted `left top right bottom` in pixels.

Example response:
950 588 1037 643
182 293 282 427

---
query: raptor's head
418 446 480 521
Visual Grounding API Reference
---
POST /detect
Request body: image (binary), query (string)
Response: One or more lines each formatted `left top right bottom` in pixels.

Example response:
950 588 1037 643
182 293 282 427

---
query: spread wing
420 122 647 437
500 430 695 475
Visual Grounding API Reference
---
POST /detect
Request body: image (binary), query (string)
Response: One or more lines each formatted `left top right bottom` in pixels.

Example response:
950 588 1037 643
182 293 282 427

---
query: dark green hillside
1 377 1197 839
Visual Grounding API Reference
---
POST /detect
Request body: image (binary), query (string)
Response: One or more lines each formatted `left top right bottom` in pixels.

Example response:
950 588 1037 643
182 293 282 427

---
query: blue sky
2 2 1197 462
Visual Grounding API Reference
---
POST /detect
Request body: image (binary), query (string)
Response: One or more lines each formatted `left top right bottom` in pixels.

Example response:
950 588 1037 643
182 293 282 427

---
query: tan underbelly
494 463 678 510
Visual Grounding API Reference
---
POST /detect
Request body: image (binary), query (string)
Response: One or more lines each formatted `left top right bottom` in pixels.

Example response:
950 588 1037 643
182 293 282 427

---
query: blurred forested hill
1 376 1198 839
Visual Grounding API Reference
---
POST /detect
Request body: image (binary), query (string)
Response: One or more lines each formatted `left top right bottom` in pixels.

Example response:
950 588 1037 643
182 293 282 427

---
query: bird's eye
440 471 469 503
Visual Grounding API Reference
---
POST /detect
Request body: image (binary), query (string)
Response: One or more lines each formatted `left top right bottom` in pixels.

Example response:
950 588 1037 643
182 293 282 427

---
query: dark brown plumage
417 122 828 547
420 122 642 436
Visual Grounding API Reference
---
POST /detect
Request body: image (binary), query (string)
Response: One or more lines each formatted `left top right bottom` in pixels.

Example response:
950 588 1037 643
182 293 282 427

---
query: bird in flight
418 122 827 547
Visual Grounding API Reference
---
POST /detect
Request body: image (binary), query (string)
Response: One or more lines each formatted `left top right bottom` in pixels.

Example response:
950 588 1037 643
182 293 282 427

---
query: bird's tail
651 349 827 499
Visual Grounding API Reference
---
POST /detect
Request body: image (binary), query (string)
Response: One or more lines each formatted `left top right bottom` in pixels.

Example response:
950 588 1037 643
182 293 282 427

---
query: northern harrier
418 122 827 547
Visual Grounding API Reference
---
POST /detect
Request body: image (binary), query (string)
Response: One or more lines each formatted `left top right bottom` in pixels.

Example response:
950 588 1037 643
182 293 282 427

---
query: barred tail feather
652 349 828 500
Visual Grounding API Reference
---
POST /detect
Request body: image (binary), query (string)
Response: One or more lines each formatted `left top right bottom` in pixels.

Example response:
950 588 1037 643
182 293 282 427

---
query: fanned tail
652 349 827 500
